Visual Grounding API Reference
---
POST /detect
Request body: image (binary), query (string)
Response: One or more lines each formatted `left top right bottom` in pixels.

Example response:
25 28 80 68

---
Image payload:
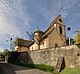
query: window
32 47 33 50
43 42 44 46
55 44 58 47
77 53 80 56
59 26 62 34
59 19 62 22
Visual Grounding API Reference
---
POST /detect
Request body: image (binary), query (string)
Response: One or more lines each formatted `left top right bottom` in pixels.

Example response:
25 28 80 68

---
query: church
15 15 66 52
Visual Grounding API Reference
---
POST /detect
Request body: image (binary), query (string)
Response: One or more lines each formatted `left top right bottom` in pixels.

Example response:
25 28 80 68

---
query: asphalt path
0 62 52 74
0 62 15 74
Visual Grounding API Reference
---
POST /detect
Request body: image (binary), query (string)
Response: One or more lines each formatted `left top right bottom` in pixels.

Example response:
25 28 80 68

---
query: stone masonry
13 45 80 68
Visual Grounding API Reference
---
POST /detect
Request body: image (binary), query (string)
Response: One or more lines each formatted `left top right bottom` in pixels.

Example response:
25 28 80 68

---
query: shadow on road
0 62 15 74
0 51 35 74
0 62 52 74
0 62 33 74
0 51 52 74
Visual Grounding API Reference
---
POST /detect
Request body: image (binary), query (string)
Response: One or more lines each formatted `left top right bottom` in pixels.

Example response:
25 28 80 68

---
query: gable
42 15 65 39
50 15 64 28
54 15 64 25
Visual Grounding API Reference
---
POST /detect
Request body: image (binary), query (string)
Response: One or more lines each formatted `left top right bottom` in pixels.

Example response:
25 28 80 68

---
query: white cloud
0 0 30 50
0 0 30 41
36 0 78 23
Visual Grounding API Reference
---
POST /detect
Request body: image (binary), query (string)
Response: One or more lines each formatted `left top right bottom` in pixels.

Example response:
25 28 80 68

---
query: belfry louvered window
59 26 62 34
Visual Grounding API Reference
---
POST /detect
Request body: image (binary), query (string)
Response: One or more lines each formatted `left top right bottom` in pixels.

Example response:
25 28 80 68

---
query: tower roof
34 26 44 34
36 26 39 31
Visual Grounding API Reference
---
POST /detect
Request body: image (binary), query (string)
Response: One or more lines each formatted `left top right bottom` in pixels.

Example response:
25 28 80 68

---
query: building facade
15 38 33 52
30 15 66 50
15 15 66 52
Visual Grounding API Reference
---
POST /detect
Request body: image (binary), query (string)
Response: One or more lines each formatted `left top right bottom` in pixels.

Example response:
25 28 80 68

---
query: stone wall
28 45 80 68
10 45 80 68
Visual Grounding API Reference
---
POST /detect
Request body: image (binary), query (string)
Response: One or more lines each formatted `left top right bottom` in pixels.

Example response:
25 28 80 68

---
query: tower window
43 42 44 46
59 26 62 34
55 44 58 47
59 19 62 22
32 47 33 50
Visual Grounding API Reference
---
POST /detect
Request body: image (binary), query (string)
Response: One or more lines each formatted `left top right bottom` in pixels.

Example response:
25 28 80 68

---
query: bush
35 64 54 72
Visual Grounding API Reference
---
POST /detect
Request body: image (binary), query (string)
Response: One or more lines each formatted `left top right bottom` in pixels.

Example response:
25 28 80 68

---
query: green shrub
24 64 35 68
34 64 54 72
16 63 35 68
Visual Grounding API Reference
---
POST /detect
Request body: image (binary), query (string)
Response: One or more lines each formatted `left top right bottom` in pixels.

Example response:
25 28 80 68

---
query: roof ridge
17 38 32 42
49 14 61 27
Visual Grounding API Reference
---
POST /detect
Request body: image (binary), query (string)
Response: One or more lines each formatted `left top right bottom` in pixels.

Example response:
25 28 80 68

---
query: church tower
50 15 66 46
55 15 66 36
34 26 44 49
55 15 66 45
42 15 66 48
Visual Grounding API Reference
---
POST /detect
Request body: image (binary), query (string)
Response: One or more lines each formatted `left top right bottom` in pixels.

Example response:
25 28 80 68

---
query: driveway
0 62 52 74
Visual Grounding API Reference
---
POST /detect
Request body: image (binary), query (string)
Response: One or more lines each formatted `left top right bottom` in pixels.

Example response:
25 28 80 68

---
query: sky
0 0 80 51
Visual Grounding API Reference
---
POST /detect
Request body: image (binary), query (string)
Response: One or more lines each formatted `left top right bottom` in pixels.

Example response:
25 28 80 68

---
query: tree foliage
74 32 80 44
0 49 10 62
11 37 24 50
66 37 74 45
3 49 9 56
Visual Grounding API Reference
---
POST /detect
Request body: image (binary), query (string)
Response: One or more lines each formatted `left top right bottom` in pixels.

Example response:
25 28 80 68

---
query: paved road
0 62 15 74
0 62 52 74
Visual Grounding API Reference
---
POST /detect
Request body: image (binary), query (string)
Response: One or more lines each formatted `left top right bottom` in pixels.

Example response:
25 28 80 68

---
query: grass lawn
59 68 80 74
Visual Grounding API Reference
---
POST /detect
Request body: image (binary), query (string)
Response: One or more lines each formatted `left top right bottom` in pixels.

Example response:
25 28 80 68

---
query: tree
0 49 10 62
66 37 74 45
3 49 9 56
74 31 80 44
26 31 34 41
0 52 3 62
11 37 24 50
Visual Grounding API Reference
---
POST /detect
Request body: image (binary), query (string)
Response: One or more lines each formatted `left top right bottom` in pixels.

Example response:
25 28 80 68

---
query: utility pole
10 38 12 50
67 27 71 45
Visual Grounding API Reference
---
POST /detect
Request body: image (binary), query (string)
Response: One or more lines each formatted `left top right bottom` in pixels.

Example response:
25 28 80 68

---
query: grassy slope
60 68 80 74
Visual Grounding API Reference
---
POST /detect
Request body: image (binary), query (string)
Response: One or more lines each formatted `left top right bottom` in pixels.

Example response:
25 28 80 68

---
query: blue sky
0 0 80 51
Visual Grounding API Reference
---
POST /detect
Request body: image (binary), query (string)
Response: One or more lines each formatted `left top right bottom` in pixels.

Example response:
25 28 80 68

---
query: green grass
15 63 55 72
14 63 80 74
34 64 54 72
60 68 80 74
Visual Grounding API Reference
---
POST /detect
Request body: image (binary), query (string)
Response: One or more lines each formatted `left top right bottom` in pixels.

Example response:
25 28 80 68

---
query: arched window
59 26 62 34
